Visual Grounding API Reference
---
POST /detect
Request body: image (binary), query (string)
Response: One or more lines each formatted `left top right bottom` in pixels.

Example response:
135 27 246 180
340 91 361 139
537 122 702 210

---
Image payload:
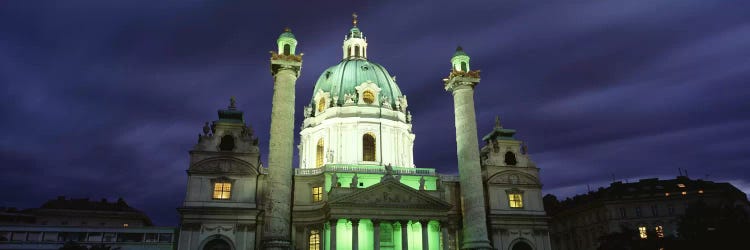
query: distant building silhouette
544 176 750 250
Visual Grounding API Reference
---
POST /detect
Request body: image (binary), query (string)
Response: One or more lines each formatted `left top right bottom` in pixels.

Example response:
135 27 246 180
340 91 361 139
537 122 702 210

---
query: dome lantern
342 13 368 60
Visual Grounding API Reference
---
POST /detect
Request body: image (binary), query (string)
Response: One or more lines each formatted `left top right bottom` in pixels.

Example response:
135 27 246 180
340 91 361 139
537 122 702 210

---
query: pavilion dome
310 59 403 107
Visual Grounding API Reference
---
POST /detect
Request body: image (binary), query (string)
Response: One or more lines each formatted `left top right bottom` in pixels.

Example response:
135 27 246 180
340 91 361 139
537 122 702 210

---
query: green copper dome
279 29 295 39
311 59 403 106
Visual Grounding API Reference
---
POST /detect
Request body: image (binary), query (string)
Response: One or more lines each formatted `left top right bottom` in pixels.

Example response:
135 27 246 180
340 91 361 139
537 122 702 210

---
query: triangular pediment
329 179 452 210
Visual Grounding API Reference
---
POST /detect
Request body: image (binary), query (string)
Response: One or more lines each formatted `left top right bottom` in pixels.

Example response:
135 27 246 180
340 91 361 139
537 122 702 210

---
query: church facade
176 17 551 250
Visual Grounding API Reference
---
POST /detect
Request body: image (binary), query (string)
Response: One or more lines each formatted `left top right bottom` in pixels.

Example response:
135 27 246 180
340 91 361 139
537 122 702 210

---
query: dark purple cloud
1 0 749 225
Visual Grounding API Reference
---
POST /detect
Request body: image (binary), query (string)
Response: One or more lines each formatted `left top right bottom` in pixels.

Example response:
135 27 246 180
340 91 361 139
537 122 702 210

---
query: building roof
311 59 403 107
39 196 140 212
545 176 748 216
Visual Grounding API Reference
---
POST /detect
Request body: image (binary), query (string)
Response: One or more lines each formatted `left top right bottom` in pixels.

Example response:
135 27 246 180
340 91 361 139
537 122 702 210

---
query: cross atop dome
352 12 358 27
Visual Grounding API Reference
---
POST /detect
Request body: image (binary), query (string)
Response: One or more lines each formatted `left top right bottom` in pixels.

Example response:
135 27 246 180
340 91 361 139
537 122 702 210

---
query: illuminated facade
177 16 551 250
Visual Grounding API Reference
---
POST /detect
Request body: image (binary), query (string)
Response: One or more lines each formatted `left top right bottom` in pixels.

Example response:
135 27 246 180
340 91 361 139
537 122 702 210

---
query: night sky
2 1 749 226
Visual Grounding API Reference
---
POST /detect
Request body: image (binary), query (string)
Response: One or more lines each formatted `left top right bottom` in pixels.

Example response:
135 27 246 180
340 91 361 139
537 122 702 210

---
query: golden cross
352 12 358 27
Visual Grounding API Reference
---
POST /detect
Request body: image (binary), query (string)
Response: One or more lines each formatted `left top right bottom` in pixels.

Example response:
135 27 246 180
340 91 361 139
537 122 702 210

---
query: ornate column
441 222 450 250
421 221 429 250
263 29 303 250
372 220 381 250
443 47 492 249
330 220 337 250
351 219 360 250
400 221 409 250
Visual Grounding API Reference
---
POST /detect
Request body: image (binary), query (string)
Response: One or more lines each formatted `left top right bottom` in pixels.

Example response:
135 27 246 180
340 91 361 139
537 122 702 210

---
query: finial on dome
495 115 502 128
352 12 358 27
284 27 291 32
456 46 463 51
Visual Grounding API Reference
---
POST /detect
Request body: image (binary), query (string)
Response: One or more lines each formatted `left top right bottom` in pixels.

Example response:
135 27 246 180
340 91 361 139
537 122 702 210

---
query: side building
0 197 175 250
544 176 750 250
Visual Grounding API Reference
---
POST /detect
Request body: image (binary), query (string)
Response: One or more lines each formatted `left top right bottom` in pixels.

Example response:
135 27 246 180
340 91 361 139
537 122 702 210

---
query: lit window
312 186 323 202
213 182 232 200
316 139 324 168
362 133 376 161
665 192 670 197
309 230 320 250
677 183 686 188
698 190 704 194
639 226 647 239
508 193 523 208
123 223 129 228
318 98 326 112
681 191 687 196
363 90 375 104
655 226 664 238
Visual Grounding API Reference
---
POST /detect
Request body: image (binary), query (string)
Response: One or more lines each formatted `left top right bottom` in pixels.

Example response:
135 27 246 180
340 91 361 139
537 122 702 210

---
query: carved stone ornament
488 171 540 186
189 158 256 175
329 179 452 210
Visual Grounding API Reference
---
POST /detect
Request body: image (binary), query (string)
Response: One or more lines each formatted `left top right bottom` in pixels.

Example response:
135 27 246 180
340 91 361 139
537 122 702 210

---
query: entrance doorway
203 238 231 250
512 241 533 250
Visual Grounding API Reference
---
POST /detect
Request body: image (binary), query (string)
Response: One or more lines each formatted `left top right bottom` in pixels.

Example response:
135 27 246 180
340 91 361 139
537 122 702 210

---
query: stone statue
350 174 359 188
521 143 528 155
202 122 210 135
331 173 339 188
229 96 237 110
399 95 408 112
344 93 355 105
406 111 412 123
385 164 393 176
419 176 426 190
304 106 312 118
326 150 334 163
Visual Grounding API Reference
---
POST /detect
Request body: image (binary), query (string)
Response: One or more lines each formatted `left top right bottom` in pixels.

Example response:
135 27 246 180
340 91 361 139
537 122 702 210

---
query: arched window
460 62 467 71
362 90 374 104
316 139 324 168
219 135 235 151
347 46 351 57
362 133 376 161
283 44 291 55
355 45 360 57
308 230 320 250
317 98 326 112
504 151 517 166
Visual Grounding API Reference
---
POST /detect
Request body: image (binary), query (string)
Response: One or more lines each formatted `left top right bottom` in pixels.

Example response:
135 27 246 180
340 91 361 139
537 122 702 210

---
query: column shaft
401 221 409 250
330 220 337 250
421 221 429 250
352 219 359 250
373 221 381 250
264 63 299 249
449 84 492 249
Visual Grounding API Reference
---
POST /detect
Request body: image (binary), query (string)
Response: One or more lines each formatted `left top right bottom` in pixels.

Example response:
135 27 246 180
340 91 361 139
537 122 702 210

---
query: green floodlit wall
324 172 438 192
324 220 441 250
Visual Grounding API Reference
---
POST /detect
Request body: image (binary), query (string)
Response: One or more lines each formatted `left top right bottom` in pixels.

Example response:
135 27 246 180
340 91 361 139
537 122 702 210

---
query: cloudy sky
1 0 749 226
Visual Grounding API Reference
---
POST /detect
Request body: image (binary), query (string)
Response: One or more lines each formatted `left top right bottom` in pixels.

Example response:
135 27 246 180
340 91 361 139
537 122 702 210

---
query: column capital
270 58 302 77
443 75 479 92
350 218 360 225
